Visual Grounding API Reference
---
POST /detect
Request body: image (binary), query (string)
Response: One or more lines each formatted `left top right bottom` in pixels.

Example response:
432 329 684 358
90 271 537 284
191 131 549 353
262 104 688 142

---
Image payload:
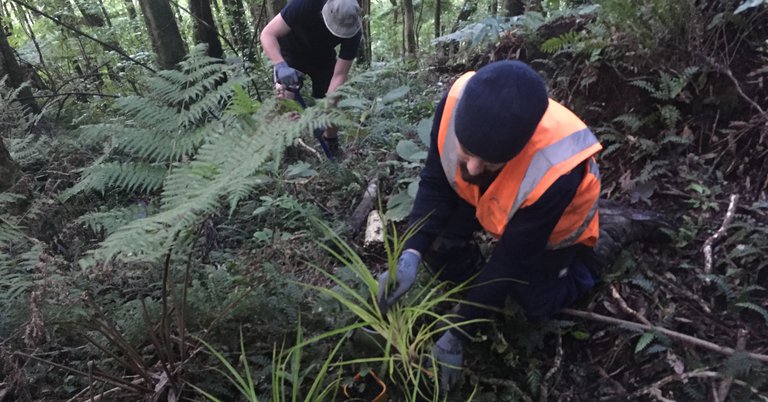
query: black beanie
454 61 549 163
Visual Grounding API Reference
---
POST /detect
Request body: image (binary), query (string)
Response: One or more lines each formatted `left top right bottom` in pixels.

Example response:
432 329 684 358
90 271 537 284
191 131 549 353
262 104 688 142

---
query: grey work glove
273 61 302 89
432 330 463 392
376 250 420 314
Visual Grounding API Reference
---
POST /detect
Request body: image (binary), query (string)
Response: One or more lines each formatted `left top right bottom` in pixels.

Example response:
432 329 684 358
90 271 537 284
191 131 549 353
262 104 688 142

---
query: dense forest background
1 0 768 401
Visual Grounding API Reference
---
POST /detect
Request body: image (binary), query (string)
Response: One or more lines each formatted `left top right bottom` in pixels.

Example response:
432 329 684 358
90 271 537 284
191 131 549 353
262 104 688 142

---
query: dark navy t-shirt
279 0 362 63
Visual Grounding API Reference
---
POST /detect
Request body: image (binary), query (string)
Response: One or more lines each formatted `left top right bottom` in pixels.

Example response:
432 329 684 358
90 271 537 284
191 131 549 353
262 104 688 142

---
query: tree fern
89 93 349 263
63 45 252 200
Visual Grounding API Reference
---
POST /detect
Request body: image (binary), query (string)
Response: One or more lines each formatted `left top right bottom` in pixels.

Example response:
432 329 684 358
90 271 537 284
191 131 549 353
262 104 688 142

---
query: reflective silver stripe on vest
547 158 601 249
508 128 600 219
441 89 471 191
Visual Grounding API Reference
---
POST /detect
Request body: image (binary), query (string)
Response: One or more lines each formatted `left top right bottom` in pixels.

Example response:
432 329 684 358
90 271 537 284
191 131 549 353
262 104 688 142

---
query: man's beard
459 162 499 188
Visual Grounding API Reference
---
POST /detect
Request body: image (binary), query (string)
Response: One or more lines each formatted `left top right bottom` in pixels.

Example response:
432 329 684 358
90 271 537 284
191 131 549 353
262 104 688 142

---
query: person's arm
403 95 460 255
259 14 291 65
326 58 353 98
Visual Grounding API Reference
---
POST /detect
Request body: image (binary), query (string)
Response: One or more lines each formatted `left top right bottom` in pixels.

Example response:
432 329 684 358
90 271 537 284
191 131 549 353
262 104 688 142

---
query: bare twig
626 369 768 402
703 194 739 281
539 331 564 402
468 370 534 402
295 139 324 162
14 352 152 393
713 329 748 402
561 308 768 363
610 284 652 326
720 67 767 117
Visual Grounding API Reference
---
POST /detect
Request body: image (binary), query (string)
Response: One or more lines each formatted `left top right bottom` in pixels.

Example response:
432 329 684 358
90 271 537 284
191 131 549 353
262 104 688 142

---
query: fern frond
735 302 768 325
526 365 542 394
612 113 644 132
64 162 167 197
626 275 656 292
540 31 583 53
0 217 25 244
630 80 656 94
116 126 206 162
699 274 734 299
658 104 681 128
78 204 153 235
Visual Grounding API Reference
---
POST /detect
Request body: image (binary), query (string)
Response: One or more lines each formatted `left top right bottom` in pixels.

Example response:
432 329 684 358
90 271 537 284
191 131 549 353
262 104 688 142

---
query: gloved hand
376 250 420 314
432 330 463 392
273 61 302 89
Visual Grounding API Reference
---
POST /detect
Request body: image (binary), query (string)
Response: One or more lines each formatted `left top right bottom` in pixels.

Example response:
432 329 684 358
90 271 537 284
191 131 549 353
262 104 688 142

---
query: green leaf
284 161 317 179
396 140 427 163
381 85 410 104
416 118 432 146
385 191 414 222
407 179 420 198
570 330 590 340
635 332 656 354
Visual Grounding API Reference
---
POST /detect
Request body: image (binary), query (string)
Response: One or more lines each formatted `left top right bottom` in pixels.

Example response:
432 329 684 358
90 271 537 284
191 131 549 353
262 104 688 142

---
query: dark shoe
592 199 671 273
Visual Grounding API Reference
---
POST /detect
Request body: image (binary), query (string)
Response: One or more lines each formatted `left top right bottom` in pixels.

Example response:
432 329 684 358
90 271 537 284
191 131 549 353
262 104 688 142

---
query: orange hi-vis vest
437 72 603 249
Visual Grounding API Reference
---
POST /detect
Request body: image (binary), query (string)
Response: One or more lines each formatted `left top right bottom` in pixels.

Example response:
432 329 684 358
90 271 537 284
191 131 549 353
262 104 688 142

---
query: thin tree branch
610 283 652 326
539 331 563 402
703 194 739 281
17 92 121 100
9 0 156 72
561 308 768 363
467 369 534 402
626 369 768 402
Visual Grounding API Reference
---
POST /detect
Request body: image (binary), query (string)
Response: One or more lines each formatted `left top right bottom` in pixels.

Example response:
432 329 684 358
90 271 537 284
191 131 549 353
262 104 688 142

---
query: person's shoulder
283 0 324 18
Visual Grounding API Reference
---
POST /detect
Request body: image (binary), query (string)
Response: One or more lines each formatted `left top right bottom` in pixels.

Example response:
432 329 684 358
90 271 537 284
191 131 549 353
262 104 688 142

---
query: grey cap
322 0 362 38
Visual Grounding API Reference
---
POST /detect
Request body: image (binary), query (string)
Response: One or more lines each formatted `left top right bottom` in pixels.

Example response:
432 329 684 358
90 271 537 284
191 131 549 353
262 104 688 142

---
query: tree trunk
189 0 224 58
0 138 20 192
124 0 137 19
402 0 416 58
1 2 12 31
434 0 440 38
357 0 372 66
11 2 48 83
502 0 523 16
97 0 112 27
390 0 398 25
138 0 187 69
0 20 39 113
72 0 105 27
221 0 249 53
451 0 477 32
